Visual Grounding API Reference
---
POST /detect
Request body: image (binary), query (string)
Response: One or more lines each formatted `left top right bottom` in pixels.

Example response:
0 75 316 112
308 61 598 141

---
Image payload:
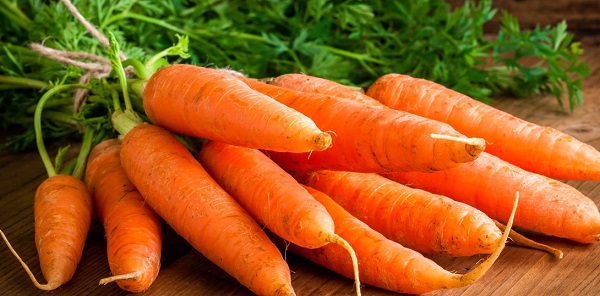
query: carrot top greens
0 0 590 151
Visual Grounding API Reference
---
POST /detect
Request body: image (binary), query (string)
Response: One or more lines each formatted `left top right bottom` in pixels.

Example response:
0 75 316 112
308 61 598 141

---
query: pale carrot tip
429 134 486 156
312 132 333 151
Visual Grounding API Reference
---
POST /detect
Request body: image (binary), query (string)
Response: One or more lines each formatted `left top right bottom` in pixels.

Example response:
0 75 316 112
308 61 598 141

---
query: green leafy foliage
0 0 591 152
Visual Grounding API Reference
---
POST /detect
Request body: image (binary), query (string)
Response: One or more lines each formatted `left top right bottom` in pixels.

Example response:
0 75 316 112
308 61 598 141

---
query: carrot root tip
313 132 333 151
322 233 361 296
0 230 62 290
494 220 564 259
430 133 486 155
454 192 519 287
99 271 142 285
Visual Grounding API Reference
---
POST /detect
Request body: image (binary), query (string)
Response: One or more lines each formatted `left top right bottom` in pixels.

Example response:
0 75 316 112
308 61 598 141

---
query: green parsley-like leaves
0 0 591 152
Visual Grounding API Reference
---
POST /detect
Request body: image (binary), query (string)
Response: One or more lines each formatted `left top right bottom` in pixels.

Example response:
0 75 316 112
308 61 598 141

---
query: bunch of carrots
2 20 600 296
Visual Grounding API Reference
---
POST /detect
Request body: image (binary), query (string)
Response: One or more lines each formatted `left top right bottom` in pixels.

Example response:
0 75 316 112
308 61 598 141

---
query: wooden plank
447 0 600 33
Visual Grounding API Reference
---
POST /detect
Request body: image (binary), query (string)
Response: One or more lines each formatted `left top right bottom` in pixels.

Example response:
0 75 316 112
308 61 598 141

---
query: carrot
1 175 93 290
275 185 518 294
295 169 503 256
103 33 295 295
197 141 361 295
84 138 162 292
384 152 600 243
238 77 485 173
142 64 331 153
119 123 295 295
268 73 384 107
365 73 600 180
0 84 95 290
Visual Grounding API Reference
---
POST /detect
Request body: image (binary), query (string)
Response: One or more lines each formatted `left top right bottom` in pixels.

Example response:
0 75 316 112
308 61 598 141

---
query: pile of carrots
2 34 600 296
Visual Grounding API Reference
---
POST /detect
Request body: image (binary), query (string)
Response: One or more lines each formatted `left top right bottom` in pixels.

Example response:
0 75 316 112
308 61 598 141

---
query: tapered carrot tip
321 233 361 296
494 220 563 259
313 131 333 151
0 230 61 290
447 192 519 288
430 133 486 157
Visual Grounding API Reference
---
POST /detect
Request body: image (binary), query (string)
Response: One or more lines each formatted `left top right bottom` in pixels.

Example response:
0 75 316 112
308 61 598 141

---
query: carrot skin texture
282 186 484 294
143 64 331 152
241 77 484 173
197 141 336 249
296 170 502 256
385 152 600 243
34 174 93 289
269 73 384 107
120 124 295 296
85 139 162 292
367 73 600 181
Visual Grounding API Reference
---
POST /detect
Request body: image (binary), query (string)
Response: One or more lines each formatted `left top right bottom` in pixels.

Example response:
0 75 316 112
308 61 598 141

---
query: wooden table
1 38 599 296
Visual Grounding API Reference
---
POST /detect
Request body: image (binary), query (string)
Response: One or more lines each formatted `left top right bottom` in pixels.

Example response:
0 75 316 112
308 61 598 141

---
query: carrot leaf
107 31 131 112
145 34 190 74
53 144 71 175
0 0 592 155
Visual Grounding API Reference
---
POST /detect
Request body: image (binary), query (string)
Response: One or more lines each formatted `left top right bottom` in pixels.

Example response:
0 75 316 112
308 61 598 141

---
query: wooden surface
447 0 600 33
1 39 600 296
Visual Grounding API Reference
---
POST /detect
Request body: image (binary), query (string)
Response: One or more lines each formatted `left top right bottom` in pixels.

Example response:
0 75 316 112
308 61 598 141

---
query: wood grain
447 0 600 33
1 40 599 296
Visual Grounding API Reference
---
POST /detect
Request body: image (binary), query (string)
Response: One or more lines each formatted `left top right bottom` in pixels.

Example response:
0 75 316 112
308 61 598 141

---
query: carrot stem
34 83 91 177
71 127 94 180
106 35 144 136
26 97 73 113
144 34 189 72
42 110 78 126
107 31 132 111
122 58 151 81
111 109 143 136
0 230 58 290
59 158 77 176
0 75 48 89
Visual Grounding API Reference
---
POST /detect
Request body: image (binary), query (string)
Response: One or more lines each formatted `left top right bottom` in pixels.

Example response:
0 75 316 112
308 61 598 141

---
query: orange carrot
238 77 485 173
85 139 162 292
142 64 331 153
384 152 600 243
119 123 295 295
1 175 93 290
268 73 383 107
0 84 94 290
276 185 518 294
295 169 503 256
366 73 600 180
197 141 361 294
